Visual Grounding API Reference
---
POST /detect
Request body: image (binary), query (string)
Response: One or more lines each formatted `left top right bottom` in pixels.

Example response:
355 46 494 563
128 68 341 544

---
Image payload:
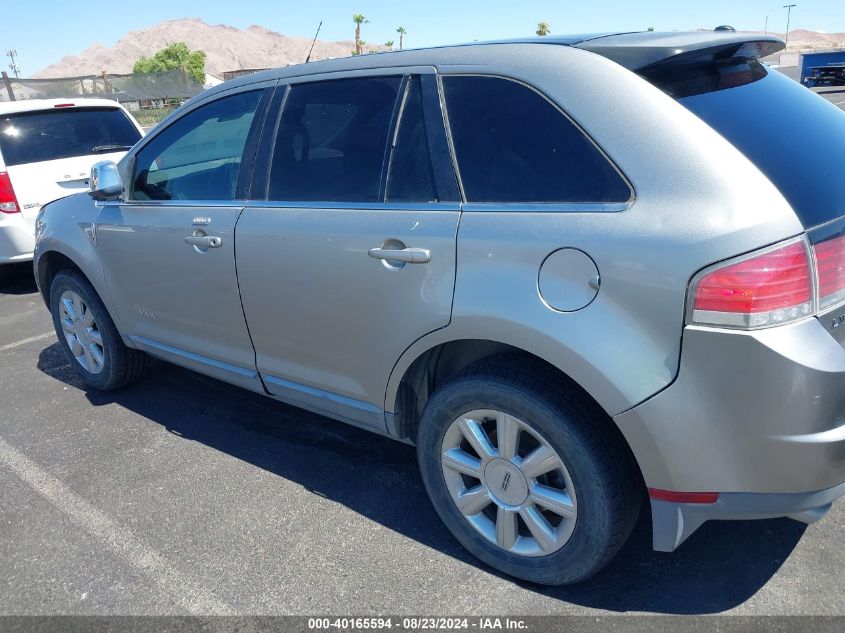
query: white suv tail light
0 171 20 214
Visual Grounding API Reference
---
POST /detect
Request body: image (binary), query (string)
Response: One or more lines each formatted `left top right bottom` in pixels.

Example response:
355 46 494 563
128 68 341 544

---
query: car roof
208 30 785 100
0 98 125 116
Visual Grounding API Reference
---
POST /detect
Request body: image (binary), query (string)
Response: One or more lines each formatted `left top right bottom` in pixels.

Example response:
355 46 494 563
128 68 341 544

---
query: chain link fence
1 69 205 127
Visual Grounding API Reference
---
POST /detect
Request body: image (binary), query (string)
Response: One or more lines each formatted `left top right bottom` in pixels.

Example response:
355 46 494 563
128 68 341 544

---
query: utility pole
1 72 15 101
783 4 797 49
5 49 21 78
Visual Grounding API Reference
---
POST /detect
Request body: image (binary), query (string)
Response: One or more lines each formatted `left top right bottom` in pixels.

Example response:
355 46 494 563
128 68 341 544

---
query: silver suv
33 31 845 585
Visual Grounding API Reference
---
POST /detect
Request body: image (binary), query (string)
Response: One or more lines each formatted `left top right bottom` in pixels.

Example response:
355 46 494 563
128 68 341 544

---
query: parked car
0 98 143 281
803 65 845 88
33 31 845 585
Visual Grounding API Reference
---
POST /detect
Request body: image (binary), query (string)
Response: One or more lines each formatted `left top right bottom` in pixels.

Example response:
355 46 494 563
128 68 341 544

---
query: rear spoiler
575 32 785 71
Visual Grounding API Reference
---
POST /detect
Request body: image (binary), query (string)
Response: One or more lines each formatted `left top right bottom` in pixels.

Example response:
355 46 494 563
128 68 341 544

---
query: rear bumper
650 481 845 551
614 316 845 550
0 214 35 263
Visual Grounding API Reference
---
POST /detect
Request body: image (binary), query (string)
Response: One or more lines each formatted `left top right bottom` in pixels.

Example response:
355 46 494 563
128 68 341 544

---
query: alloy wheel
440 409 577 557
59 290 105 375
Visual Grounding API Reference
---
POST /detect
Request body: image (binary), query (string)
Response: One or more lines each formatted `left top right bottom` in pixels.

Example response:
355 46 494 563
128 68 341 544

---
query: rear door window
441 76 632 204
267 76 402 202
130 90 262 201
0 107 141 167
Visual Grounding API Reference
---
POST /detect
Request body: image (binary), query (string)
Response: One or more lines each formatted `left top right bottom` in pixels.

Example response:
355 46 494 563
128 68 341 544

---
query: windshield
643 58 845 228
0 107 141 167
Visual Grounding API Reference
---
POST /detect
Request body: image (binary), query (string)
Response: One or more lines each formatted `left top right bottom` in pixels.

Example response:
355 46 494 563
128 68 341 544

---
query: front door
237 72 461 429
97 86 270 390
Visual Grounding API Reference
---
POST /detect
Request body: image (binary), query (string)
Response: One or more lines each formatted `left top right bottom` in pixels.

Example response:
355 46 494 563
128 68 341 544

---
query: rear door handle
184 235 223 248
368 247 431 264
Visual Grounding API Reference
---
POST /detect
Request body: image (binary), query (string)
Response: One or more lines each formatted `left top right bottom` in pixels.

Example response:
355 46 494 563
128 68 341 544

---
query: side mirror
89 161 124 201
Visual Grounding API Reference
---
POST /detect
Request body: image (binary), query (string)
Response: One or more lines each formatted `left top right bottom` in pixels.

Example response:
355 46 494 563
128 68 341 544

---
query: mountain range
34 18 365 78
33 19 845 79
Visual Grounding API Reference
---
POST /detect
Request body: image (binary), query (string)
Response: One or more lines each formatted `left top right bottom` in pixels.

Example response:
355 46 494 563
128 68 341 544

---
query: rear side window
268 77 402 202
386 76 437 203
131 90 262 201
441 76 631 204
0 107 140 167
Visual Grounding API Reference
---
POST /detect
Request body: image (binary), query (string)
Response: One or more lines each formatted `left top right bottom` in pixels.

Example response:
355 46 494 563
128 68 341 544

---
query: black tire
49 270 153 391
416 356 642 585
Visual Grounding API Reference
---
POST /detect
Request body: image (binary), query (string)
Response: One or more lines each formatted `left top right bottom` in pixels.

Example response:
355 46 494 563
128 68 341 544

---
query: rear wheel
416 359 641 585
49 270 152 391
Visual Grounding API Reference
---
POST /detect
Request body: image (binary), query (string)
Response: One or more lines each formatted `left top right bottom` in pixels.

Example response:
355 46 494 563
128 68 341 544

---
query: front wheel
416 361 642 585
49 270 152 391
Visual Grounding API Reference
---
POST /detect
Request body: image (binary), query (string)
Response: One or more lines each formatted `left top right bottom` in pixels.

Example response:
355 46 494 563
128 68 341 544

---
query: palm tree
353 14 369 55
396 26 407 50
536 22 551 36
385 40 394 51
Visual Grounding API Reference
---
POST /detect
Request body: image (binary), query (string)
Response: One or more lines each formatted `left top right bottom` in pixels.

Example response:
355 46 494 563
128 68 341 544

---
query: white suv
0 98 143 278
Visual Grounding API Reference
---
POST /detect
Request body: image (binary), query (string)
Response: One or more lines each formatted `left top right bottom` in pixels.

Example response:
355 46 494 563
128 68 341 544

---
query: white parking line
0 332 55 353
0 436 234 615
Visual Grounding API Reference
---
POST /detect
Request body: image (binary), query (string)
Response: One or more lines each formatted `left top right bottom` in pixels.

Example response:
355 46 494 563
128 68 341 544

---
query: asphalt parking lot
816 86 845 111
1 260 844 617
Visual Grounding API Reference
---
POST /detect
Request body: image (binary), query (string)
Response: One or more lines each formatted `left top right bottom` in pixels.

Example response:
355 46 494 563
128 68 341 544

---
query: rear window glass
441 76 632 204
0 107 141 167
649 59 845 228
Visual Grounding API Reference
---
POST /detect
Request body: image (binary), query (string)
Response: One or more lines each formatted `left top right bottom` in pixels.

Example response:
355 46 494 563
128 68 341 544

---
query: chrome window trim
462 201 631 213
114 199 252 208
244 200 461 212
435 73 467 204
274 65 439 87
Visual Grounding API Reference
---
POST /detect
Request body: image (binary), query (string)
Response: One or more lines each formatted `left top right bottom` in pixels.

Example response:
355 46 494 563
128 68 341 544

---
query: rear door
0 106 142 230
236 70 460 431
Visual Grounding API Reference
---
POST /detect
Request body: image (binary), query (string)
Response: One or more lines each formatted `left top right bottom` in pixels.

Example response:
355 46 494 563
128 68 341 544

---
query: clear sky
6 0 843 77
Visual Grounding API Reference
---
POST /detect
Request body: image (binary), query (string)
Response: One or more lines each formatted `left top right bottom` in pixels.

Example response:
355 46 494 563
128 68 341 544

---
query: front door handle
368 246 431 264
184 235 223 248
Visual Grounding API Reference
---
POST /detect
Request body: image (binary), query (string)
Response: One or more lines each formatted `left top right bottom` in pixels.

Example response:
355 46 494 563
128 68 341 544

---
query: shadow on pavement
37 342 804 614
0 263 38 296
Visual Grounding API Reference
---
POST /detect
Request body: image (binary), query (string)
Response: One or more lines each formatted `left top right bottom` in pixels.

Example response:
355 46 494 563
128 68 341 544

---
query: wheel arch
35 245 128 344
36 250 83 306
385 331 634 452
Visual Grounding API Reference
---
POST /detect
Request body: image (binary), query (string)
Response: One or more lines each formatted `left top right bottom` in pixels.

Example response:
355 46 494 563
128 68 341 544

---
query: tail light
690 238 815 328
813 234 845 311
0 171 20 214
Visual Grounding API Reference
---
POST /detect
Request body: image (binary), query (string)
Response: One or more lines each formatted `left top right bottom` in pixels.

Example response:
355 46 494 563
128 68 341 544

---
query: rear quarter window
441 75 632 204
0 107 141 166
